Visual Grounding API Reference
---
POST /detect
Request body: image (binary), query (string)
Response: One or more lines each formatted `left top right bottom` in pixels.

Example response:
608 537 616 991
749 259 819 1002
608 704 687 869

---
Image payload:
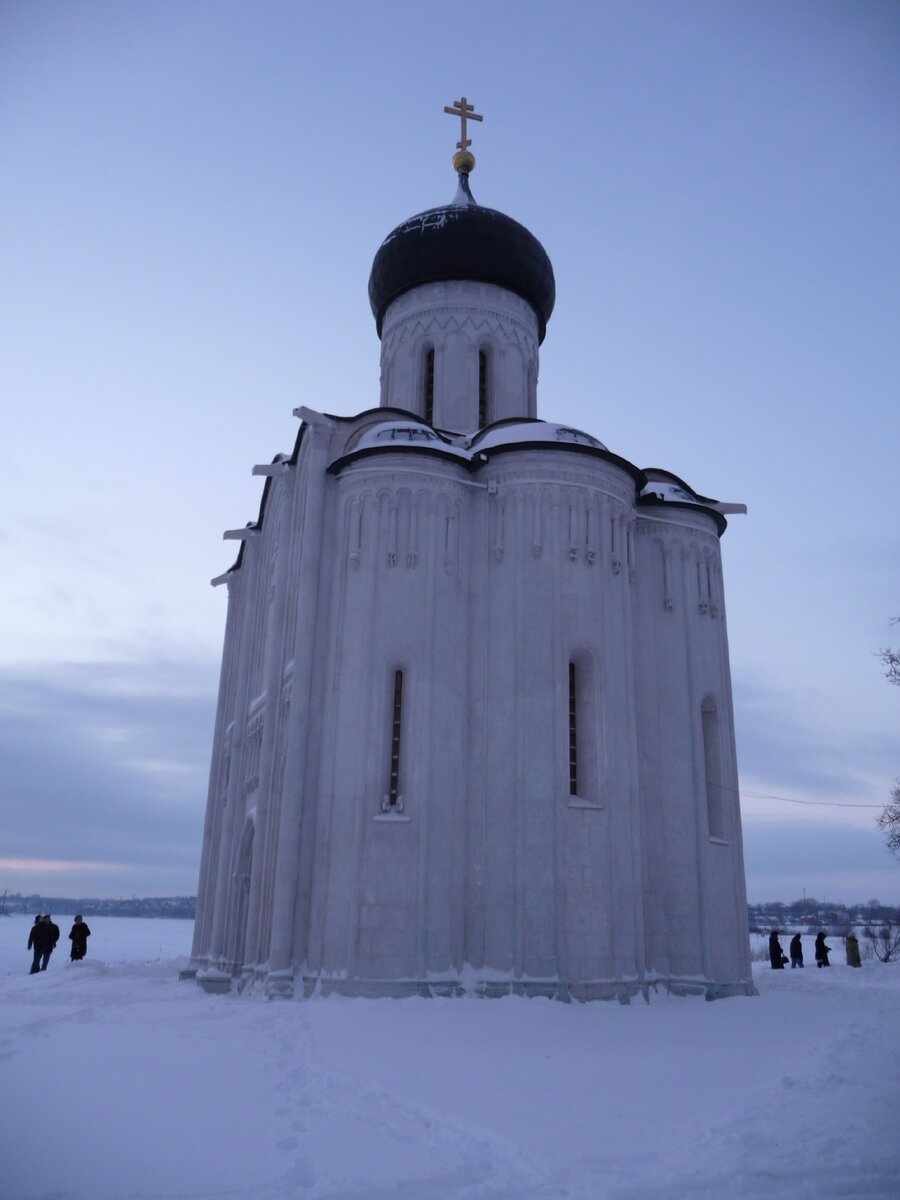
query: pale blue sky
1 1 898 902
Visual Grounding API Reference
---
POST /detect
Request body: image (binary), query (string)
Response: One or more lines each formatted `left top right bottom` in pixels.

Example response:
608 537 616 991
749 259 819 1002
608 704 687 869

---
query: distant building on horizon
186 103 754 1001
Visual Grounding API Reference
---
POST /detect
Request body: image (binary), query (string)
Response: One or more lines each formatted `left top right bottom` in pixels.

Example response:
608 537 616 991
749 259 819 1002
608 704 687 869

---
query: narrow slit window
702 697 724 838
424 349 435 425
388 670 403 808
568 661 578 795
478 350 488 427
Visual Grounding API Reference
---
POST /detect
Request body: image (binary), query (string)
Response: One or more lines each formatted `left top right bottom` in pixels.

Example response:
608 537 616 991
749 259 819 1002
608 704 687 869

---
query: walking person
814 930 831 968
768 930 787 969
40 915 60 970
68 915 91 961
27 915 44 974
789 933 804 968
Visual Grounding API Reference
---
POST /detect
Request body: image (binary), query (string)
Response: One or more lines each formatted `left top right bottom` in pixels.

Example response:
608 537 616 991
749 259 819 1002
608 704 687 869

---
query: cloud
741 816 898 905
734 675 897 809
0 858 126 872
732 677 899 901
0 661 216 896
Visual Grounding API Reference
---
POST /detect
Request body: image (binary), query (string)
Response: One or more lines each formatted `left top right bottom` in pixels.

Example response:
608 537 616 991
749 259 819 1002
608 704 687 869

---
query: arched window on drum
478 349 489 427
423 347 435 425
702 696 726 840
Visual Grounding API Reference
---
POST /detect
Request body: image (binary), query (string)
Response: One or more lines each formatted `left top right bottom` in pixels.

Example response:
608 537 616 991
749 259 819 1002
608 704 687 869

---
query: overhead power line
736 788 883 810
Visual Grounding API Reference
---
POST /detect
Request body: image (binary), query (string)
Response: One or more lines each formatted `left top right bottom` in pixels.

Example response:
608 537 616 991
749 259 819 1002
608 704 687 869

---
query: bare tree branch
880 646 900 686
876 621 900 856
876 783 900 857
863 922 900 963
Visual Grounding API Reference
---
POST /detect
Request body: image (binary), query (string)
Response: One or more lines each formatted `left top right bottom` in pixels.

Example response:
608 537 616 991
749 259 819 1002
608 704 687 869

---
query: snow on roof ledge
639 473 747 523
330 417 628 475
470 421 608 452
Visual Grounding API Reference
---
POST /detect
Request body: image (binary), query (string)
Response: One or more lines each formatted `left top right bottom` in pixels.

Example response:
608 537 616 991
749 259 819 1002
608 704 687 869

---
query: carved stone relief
341 485 463 576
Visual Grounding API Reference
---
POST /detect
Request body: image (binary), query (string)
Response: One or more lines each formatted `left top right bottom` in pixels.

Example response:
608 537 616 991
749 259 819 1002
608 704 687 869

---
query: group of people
768 929 861 970
27 914 91 973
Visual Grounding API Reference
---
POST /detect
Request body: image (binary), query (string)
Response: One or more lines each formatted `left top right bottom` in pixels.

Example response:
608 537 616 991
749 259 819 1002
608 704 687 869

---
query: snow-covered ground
1 917 897 1200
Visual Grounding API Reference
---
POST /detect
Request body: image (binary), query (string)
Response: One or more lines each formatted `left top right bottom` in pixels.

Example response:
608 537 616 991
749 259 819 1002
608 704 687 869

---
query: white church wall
471 451 647 995
489 482 561 981
266 420 334 987
191 571 243 965
632 508 752 994
632 527 677 980
240 485 291 974
205 562 260 971
633 520 703 982
691 551 752 989
193 409 754 999
304 455 474 989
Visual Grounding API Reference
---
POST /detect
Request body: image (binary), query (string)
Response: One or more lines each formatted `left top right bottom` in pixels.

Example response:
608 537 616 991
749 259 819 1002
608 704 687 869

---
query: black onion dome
368 182 556 343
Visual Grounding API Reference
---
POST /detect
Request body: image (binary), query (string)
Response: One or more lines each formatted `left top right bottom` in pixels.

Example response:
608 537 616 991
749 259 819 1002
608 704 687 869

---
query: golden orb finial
452 149 476 174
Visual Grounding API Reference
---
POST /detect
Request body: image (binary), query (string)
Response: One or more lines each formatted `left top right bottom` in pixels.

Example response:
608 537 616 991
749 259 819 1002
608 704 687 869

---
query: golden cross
443 96 483 151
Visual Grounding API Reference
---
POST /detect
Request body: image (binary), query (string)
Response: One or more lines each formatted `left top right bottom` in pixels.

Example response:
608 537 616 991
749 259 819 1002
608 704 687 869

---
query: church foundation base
295 975 654 1002
196 967 232 995
703 980 758 1000
646 976 758 1001
279 972 757 1002
237 967 258 993
266 970 296 999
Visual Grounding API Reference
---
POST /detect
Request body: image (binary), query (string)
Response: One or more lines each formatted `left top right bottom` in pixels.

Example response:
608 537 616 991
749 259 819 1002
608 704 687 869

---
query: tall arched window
424 349 435 425
478 350 489 427
702 696 725 839
567 654 600 804
568 661 579 795
382 669 405 812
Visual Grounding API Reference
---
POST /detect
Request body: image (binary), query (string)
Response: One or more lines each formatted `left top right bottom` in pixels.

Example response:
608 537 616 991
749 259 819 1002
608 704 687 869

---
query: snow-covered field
1 917 898 1200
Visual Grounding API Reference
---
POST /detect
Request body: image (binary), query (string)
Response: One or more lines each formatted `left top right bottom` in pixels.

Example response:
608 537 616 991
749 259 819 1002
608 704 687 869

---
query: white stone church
188 103 755 1001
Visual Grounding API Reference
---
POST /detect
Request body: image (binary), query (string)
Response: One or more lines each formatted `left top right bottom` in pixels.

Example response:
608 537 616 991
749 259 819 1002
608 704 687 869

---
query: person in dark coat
40 915 59 970
768 930 787 968
814 931 831 967
68 915 91 961
789 933 804 968
27 915 59 972
27 915 44 974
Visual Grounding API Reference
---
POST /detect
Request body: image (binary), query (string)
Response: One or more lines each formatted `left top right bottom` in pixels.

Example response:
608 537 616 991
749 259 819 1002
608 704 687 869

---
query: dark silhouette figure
42 915 60 969
768 930 787 969
789 933 804 968
69 915 91 961
845 932 861 968
27 915 43 974
28 915 60 972
815 931 831 968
